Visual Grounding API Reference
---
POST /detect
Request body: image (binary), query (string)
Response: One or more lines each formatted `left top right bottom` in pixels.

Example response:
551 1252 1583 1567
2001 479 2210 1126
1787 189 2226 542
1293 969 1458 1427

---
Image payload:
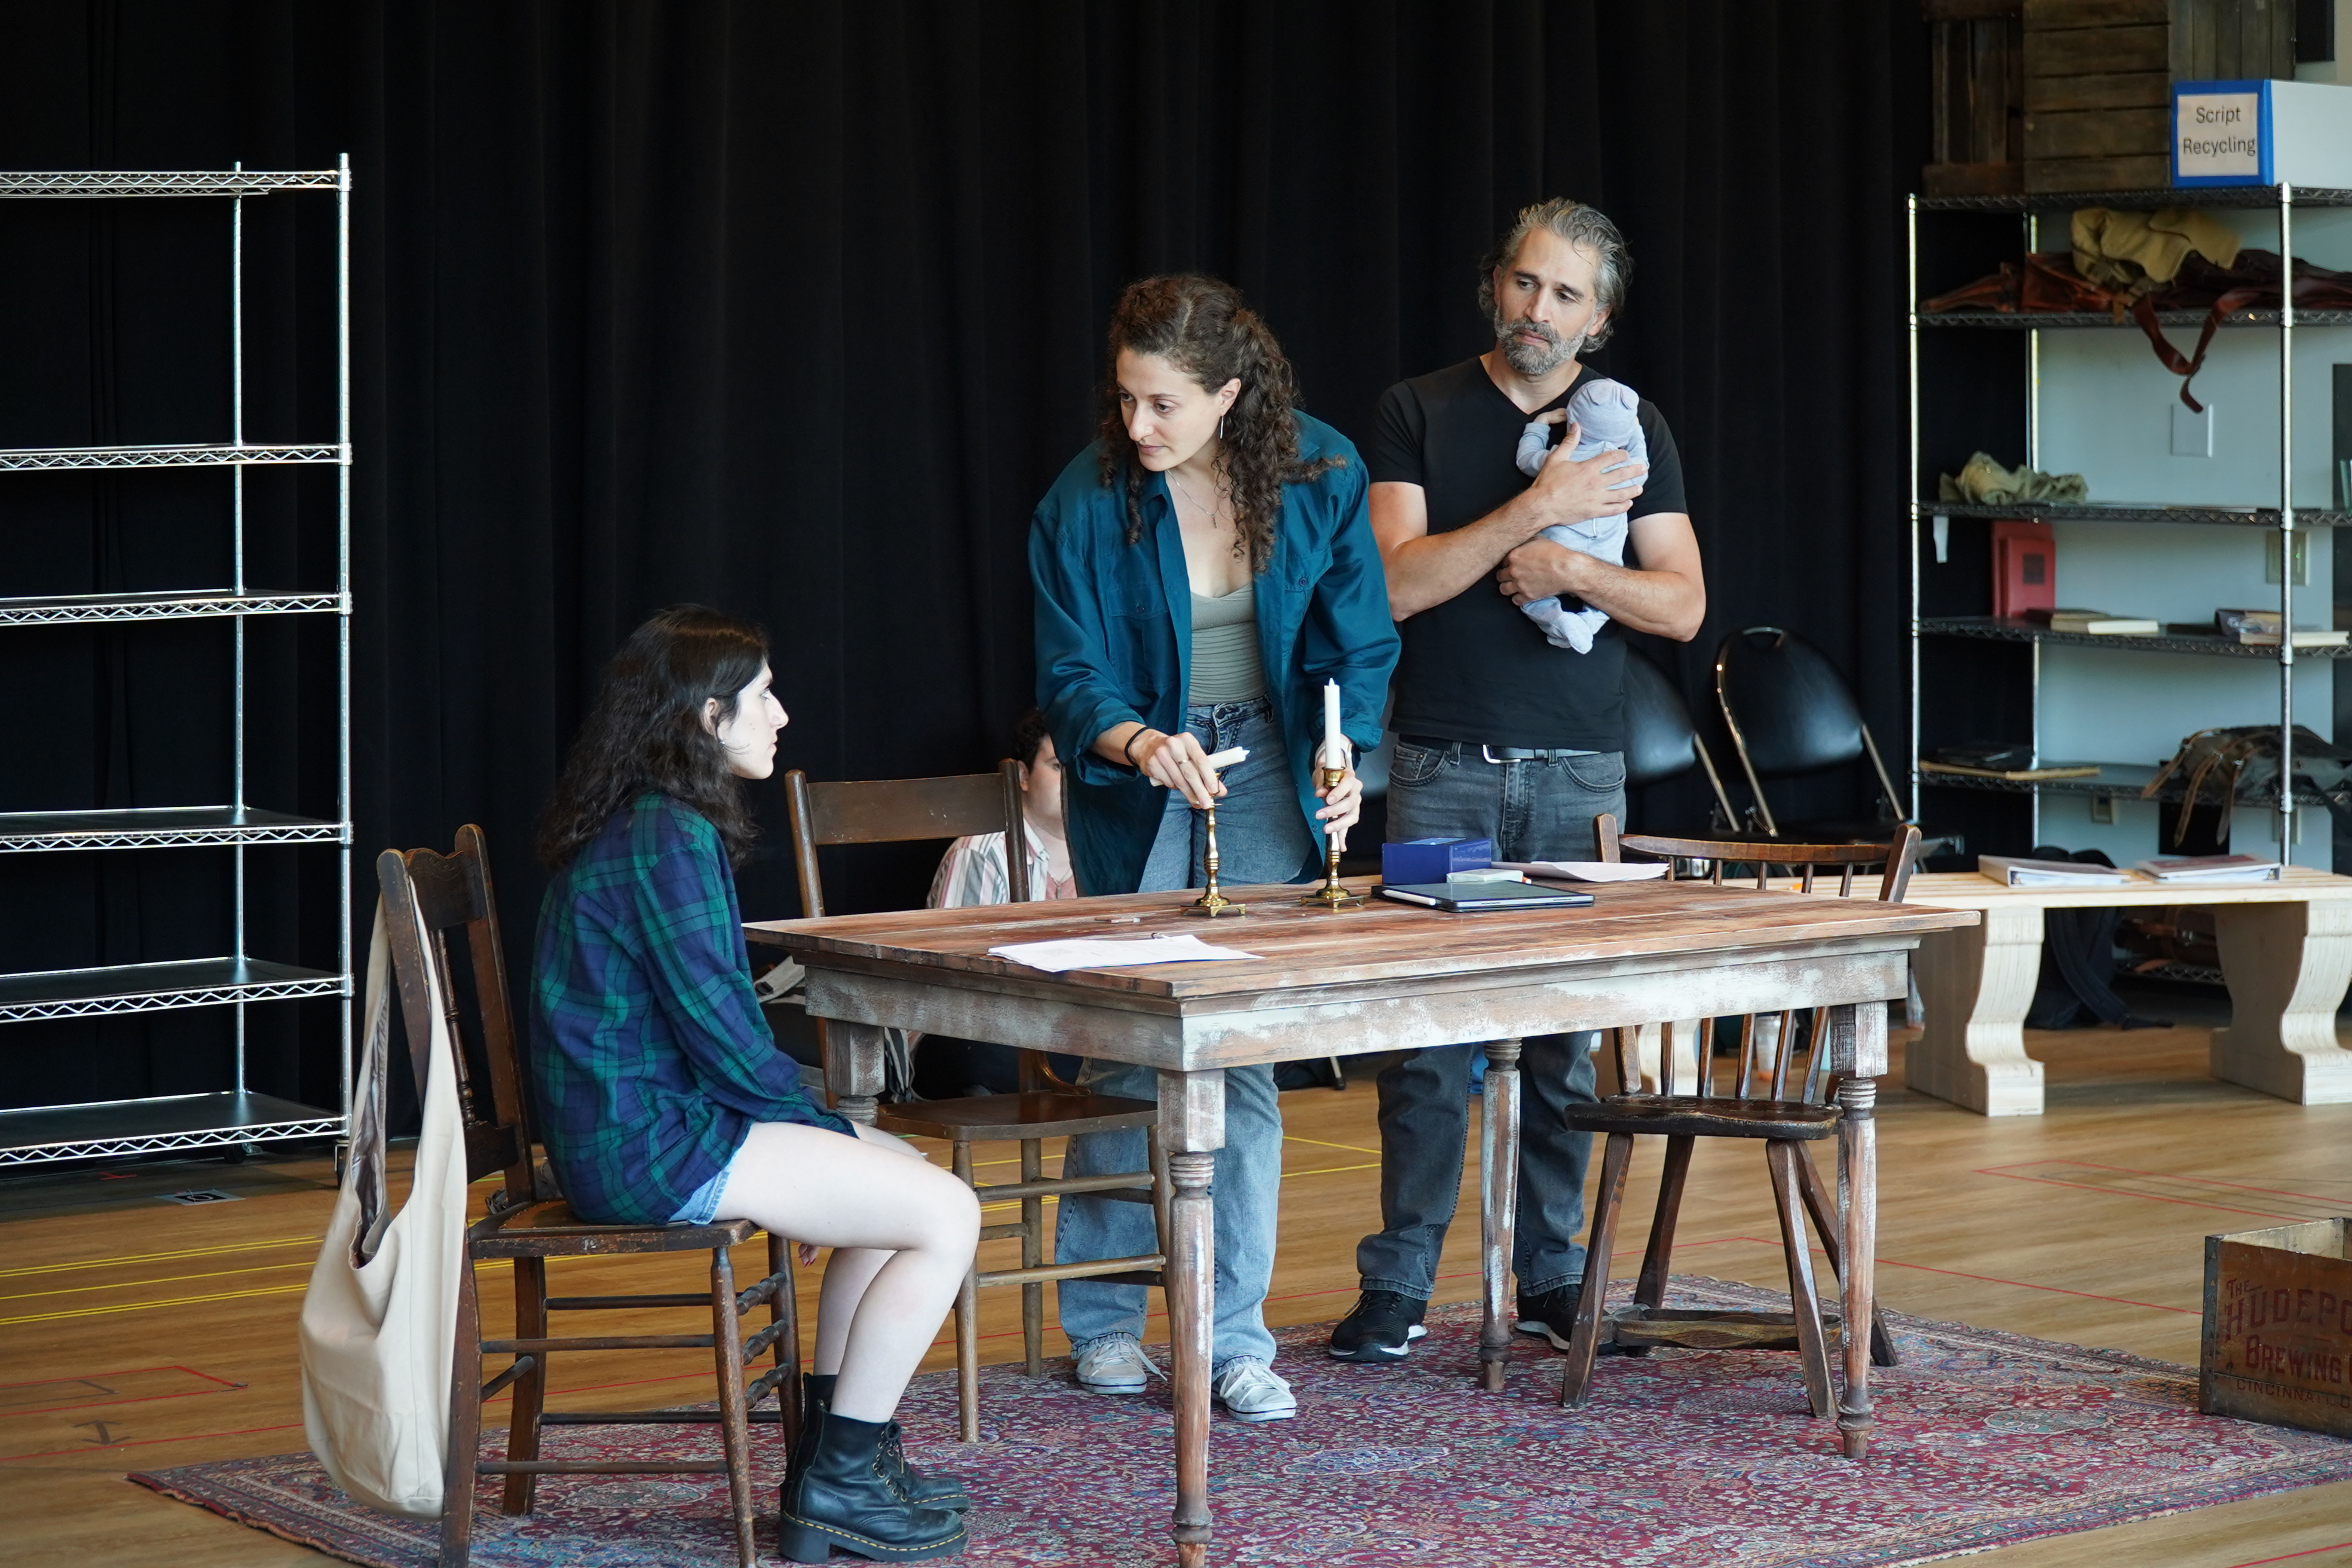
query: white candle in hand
1322 678 1343 770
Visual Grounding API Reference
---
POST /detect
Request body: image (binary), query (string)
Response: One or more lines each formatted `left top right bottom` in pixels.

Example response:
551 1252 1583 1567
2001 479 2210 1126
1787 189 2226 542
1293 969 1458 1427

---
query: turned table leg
1159 1069 1224 1568
1832 1002 1886 1460
2210 900 2352 1104
1906 906 2047 1116
1478 1037 1524 1393
824 1020 887 1126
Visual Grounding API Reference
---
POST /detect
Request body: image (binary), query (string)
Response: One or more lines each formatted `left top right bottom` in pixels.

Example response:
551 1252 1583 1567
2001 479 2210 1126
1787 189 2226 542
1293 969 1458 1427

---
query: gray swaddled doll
1512 377 1645 653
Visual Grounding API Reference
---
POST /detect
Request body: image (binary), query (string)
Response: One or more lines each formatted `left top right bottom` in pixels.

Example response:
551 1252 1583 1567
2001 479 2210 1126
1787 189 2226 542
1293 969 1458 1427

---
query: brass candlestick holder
1187 797 1248 917
1301 765 1362 908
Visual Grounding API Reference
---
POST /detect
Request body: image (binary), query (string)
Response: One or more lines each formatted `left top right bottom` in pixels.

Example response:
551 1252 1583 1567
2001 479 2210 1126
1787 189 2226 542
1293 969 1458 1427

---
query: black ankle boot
779 1409 967 1563
877 1420 972 1512
798 1373 971 1512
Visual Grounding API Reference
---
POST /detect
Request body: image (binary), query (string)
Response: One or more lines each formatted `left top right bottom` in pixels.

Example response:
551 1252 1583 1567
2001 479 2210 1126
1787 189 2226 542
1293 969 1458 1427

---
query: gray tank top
1189 581 1266 704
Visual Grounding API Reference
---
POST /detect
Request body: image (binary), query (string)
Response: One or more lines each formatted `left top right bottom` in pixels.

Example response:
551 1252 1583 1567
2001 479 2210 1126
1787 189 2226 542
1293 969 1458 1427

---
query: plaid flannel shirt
531 794 849 1224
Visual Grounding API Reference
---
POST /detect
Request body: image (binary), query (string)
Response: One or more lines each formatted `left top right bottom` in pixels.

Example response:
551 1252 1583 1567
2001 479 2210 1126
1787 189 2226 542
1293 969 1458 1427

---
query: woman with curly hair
1029 275 1398 1423
532 605 977 1562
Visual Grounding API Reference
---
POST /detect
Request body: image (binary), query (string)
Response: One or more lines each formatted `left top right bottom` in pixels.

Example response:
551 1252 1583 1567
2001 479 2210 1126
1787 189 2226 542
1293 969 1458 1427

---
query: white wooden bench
1900 868 2352 1115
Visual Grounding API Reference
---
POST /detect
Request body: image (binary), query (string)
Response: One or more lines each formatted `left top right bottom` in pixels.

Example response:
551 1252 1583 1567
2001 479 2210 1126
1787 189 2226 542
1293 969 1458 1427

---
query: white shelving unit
0 163 354 1166
1909 183 2352 863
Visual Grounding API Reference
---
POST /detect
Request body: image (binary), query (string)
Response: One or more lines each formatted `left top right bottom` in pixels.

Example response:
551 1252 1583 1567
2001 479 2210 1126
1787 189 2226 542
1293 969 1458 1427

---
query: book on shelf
1977 854 2140 888
2134 854 2283 884
2023 607 2160 635
2213 608 2348 647
1921 760 2101 781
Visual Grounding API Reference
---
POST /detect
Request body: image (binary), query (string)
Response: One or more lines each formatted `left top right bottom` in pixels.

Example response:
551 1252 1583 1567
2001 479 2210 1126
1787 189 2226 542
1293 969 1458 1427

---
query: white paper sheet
1494 860 1669 883
987 934 1262 973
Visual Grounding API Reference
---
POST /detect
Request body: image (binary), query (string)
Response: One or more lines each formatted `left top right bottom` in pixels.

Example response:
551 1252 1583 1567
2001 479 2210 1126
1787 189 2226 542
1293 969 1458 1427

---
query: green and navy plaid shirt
531 793 849 1224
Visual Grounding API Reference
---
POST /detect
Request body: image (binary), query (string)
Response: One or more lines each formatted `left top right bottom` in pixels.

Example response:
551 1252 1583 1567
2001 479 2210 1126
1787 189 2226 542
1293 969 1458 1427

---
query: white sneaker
1074 1333 1158 1394
1211 1358 1296 1423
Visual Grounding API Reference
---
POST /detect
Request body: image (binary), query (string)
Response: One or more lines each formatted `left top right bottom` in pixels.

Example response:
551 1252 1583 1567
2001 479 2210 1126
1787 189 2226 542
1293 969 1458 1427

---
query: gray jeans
1355 740 1627 1301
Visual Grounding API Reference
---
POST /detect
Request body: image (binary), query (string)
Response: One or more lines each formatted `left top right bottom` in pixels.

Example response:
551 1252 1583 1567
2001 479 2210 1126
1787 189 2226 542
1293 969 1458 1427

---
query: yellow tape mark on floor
1283 1134 1382 1156
0 1281 309 1329
0 1235 323 1281
0 1258 314 1306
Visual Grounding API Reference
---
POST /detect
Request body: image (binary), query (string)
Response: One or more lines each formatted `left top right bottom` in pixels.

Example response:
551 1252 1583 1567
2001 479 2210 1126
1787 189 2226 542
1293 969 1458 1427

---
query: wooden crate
2023 0 2296 192
2201 1218 2352 1437
1926 1 2024 196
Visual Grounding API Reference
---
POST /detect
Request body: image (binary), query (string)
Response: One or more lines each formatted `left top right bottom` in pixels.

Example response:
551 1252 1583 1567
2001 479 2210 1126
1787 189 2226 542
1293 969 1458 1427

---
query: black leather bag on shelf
2142 725 2352 850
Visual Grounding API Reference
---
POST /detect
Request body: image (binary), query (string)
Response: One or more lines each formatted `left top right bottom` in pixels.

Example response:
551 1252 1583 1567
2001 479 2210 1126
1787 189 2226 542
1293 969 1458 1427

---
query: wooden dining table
747 875 1977 1566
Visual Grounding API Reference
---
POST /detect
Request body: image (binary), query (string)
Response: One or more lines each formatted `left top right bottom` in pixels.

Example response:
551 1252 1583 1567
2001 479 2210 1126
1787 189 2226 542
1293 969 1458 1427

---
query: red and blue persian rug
131 1277 2352 1567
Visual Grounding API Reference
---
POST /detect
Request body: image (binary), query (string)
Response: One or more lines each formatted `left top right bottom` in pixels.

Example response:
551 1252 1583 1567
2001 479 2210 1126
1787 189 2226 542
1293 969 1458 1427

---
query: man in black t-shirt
1331 198 1705 1364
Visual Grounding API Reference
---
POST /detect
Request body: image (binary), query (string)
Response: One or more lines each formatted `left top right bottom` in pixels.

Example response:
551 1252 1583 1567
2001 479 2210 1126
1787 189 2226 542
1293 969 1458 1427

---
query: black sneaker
1515 1284 1648 1356
1328 1289 1429 1361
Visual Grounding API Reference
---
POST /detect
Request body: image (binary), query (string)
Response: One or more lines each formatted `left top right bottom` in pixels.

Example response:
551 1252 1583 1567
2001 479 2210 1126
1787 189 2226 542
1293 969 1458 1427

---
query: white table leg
1906 904 2047 1115
2211 900 2352 1104
1159 1068 1224 1568
1478 1037 1523 1392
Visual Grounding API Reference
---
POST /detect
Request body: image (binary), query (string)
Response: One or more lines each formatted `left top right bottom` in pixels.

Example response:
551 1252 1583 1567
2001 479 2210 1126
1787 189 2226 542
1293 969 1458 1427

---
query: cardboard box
2174 79 2352 189
1382 838 1492 885
2200 1219 2352 1437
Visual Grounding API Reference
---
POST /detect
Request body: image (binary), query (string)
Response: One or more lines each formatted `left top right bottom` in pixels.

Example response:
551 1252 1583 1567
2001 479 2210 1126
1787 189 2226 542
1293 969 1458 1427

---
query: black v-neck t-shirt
1367 357 1688 751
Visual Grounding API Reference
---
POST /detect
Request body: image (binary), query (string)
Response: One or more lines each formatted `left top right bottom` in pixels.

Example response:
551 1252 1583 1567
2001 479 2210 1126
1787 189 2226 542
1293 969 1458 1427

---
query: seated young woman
531 604 979 1564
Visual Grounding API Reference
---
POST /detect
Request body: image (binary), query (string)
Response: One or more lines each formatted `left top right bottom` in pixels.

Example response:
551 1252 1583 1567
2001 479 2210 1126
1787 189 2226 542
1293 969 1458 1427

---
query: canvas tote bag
298 895 470 1518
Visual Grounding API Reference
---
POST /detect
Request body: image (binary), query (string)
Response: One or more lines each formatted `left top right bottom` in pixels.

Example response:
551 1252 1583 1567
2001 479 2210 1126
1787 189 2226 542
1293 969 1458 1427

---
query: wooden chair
378 826 798 1568
1556 820 1919 1417
784 764 1169 1442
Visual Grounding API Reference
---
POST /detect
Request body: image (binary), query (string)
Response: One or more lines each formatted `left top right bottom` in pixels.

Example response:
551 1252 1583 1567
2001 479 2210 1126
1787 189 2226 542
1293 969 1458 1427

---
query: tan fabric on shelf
2072 207 2243 295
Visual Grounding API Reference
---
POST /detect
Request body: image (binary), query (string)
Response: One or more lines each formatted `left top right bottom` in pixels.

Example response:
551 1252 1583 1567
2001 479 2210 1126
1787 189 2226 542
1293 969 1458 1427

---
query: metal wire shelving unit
1908 183 2350 853
0 163 354 1168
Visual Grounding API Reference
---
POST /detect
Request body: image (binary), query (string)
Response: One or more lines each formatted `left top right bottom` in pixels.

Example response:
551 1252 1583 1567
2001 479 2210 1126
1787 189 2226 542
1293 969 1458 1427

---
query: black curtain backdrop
0 1 1927 1119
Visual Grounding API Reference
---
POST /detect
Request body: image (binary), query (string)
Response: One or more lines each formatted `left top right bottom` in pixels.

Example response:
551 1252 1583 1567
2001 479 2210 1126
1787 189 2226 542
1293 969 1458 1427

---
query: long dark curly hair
536 605 770 870
1095 274 1340 574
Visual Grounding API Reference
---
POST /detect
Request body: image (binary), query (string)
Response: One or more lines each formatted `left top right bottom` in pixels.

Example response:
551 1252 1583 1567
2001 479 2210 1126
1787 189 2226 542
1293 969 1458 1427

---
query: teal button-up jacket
1030 413 1401 897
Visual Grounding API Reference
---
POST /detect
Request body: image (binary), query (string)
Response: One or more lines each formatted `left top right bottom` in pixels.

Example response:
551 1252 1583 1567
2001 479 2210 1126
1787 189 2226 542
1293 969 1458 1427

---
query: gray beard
1494 314 1582 378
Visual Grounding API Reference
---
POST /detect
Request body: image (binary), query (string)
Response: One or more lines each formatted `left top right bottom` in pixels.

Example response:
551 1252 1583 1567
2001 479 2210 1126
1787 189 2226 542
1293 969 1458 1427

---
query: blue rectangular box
2173 79 2352 189
1382 837 1492 884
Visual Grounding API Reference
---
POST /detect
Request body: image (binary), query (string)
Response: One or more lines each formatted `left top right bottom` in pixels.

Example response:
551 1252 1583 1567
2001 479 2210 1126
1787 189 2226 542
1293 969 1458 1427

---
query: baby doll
1512 378 1646 653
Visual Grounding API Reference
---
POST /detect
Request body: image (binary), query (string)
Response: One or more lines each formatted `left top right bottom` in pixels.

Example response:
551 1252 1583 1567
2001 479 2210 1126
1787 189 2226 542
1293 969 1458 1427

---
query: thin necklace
1167 468 1226 527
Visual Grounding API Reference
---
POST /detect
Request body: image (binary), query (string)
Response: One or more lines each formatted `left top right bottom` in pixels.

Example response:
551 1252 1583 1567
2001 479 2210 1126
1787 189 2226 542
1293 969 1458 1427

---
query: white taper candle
1322 678 1343 767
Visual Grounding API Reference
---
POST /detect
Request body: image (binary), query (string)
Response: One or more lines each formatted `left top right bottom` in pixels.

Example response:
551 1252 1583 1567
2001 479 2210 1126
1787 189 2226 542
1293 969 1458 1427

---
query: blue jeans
1355 741 1627 1301
1056 696 1309 1370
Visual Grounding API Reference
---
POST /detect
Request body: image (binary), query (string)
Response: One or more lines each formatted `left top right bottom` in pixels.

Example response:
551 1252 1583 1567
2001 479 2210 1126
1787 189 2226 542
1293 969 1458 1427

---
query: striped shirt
927 826 1077 909
530 794 850 1224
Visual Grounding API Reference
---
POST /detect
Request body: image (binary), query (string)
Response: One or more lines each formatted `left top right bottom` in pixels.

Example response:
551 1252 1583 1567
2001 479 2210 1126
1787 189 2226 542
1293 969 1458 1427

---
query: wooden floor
5 999 2351 1566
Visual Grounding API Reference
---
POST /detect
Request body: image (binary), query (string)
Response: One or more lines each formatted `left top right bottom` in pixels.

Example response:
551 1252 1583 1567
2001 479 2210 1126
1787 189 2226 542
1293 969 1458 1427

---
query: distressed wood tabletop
745 876 1979 1003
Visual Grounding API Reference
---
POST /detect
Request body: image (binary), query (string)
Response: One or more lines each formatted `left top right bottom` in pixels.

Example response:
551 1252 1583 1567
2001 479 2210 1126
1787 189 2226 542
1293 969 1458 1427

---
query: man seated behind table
917 709 1080 1098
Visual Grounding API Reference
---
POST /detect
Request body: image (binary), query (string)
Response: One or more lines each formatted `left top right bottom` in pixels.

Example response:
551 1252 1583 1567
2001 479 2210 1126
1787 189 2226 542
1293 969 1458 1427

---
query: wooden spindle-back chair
378 826 799 1568
783 765 1170 1443
1555 820 1920 1418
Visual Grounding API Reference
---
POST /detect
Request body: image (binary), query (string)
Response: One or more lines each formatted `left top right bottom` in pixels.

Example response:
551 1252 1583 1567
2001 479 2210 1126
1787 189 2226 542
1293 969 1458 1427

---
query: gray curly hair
1477 198 1631 349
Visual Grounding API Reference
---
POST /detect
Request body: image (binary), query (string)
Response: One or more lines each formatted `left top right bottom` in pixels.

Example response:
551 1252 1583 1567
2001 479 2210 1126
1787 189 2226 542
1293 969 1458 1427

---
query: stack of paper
2135 855 2283 884
1977 855 2139 888
2214 608 2349 648
986 935 1260 973
1496 860 1670 883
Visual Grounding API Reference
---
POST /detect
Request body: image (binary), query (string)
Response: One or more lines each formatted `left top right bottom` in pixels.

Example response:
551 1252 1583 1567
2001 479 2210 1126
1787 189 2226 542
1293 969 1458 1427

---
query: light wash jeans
1056 696 1312 1371
1355 740 1627 1301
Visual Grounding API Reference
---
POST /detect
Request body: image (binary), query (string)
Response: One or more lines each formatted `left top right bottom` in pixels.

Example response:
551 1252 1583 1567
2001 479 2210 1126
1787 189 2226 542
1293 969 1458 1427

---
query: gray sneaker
1073 1333 1158 1394
1211 1358 1296 1422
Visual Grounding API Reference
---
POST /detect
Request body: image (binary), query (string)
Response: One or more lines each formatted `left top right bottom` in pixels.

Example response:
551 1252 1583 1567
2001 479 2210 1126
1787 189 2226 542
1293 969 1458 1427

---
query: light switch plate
2172 401 2213 457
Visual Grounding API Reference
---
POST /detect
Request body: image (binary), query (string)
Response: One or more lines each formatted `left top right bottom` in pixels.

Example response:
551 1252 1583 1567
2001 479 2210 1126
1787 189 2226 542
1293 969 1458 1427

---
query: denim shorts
669 1143 744 1224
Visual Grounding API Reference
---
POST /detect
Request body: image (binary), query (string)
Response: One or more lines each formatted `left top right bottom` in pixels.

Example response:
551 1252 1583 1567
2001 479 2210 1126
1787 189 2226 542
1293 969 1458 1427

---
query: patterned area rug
131 1276 2352 1567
